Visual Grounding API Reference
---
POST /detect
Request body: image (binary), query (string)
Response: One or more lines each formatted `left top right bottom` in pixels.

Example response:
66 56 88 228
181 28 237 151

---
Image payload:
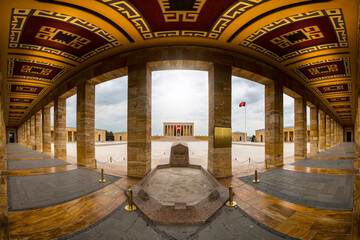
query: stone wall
256 127 310 143
114 132 128 141
50 127 105 142
232 132 246 142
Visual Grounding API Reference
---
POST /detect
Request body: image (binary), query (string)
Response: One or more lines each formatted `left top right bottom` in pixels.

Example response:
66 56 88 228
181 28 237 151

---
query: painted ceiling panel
9 8 121 62
8 58 69 82
0 0 358 126
241 9 348 62
292 57 351 82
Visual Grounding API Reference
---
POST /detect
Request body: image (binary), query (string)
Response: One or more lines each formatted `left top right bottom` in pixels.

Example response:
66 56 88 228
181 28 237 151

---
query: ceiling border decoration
98 0 268 39
7 58 69 83
7 82 47 96
9 8 121 62
9 105 29 110
326 96 351 104
241 9 348 62
9 97 35 104
291 57 350 82
313 81 352 96
332 104 351 110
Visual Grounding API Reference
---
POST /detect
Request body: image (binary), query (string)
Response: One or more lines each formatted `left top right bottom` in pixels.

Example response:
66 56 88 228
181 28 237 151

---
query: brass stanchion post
226 186 237 207
99 169 106 183
94 159 97 169
252 170 260 183
110 157 113 163
125 188 137 211
248 157 251 163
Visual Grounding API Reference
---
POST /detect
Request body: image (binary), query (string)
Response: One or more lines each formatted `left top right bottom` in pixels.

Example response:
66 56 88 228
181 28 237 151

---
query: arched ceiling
0 0 358 127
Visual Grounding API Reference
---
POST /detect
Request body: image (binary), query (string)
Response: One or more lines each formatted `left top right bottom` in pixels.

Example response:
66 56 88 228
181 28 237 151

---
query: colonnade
17 81 94 166
163 123 194 137
14 47 346 179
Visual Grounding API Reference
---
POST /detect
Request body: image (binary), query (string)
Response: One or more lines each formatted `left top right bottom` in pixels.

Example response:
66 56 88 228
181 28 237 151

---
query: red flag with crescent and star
239 102 246 107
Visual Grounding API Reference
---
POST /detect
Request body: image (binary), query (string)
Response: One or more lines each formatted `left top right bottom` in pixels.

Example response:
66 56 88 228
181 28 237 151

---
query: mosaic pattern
332 105 351 110
314 82 351 96
9 105 29 110
9 111 25 114
8 83 46 96
9 97 34 104
336 110 351 114
99 0 267 39
8 58 68 82
292 58 350 82
326 96 351 104
9 9 121 62
241 9 348 61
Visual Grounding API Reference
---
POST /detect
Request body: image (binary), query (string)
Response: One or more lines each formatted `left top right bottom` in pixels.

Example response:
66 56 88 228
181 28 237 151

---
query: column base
127 161 151 178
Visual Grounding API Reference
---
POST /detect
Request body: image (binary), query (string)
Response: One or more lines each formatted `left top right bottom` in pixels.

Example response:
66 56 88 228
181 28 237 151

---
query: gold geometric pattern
98 0 268 39
157 0 207 23
7 58 69 83
241 9 348 61
35 26 92 49
291 57 351 82
9 8 121 62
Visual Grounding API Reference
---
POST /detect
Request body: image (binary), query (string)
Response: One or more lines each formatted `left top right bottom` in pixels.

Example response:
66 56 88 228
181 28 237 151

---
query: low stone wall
194 136 208 141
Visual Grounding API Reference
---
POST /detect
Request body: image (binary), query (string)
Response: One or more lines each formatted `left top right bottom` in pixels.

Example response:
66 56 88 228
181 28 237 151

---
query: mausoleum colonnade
14 46 345 178
163 123 194 137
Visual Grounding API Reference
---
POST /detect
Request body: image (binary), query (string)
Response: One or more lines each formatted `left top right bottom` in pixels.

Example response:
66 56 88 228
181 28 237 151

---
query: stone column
30 116 35 149
319 110 326 151
208 63 232 178
331 119 335 147
26 120 30 147
294 97 307 161
35 112 42 151
77 82 95 167
54 97 67 159
265 80 283 167
127 62 151 177
326 115 331 149
334 123 337 145
310 106 319 156
337 123 341 145
42 107 51 153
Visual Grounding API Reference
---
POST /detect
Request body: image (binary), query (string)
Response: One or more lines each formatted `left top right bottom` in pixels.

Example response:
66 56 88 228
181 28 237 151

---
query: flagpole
245 105 246 141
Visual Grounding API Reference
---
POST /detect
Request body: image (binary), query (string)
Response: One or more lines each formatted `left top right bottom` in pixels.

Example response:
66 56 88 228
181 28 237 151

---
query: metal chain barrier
234 157 265 164
96 156 126 164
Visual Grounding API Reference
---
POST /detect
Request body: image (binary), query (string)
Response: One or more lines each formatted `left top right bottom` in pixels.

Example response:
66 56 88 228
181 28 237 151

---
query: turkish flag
239 102 246 107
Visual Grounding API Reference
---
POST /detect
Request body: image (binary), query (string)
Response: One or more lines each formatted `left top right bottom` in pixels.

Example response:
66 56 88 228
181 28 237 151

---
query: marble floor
1 140 358 239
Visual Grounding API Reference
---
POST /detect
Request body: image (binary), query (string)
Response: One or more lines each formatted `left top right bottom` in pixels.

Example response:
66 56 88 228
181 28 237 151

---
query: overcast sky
51 70 310 136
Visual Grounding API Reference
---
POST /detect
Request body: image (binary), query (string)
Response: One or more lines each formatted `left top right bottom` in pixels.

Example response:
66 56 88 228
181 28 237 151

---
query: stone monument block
169 142 189 167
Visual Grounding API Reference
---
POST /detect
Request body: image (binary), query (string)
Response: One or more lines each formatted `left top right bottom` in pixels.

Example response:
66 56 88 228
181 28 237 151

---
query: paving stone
123 217 148 240
64 203 291 240
8 168 120 211
239 169 353 211
312 152 353 158
117 211 139 232
292 159 353 169
7 153 50 159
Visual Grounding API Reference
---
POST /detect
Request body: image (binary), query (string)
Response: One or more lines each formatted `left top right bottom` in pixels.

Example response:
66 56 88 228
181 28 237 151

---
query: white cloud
283 95 310 127
283 94 294 127
232 76 264 136
66 95 76 128
50 106 53 126
152 70 208 136
95 77 128 132
51 71 306 136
